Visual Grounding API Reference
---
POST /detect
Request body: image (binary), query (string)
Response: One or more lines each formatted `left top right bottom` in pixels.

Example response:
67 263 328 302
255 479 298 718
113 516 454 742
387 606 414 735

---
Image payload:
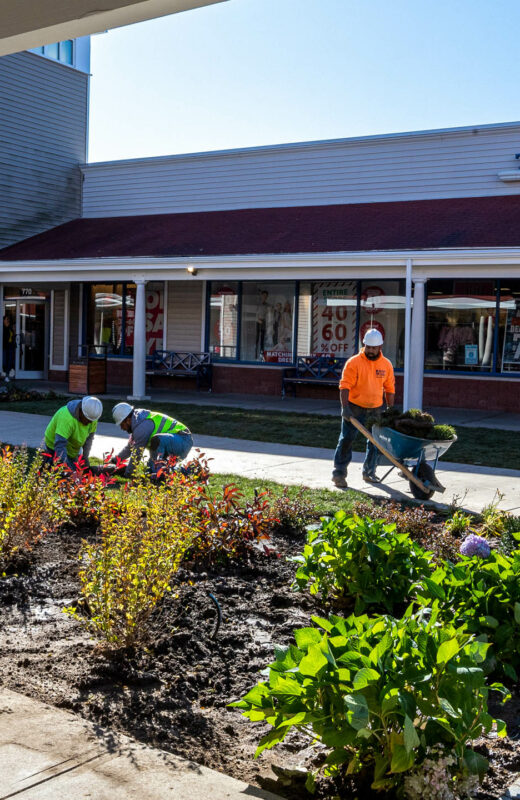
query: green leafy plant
0 447 61 570
64 469 197 648
444 511 473 537
231 606 508 794
293 512 434 613
497 522 520 558
351 501 458 561
415 551 520 679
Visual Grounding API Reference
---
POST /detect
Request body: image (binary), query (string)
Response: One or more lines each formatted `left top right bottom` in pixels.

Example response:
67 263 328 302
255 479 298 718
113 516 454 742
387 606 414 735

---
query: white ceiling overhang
1 248 520 284
0 0 226 57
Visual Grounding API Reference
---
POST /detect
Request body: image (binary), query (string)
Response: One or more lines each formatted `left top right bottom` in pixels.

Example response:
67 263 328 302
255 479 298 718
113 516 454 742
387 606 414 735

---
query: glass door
17 301 46 378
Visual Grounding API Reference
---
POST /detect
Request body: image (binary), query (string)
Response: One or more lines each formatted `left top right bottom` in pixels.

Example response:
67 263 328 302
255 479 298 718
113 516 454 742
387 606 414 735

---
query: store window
89 284 124 354
240 282 295 362
360 280 406 368
87 282 164 356
426 280 497 371
209 282 238 359
497 281 520 373
297 281 358 359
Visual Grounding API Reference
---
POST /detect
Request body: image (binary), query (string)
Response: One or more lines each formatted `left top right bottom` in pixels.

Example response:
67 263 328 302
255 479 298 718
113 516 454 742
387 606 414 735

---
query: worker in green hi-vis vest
43 396 103 471
111 402 193 477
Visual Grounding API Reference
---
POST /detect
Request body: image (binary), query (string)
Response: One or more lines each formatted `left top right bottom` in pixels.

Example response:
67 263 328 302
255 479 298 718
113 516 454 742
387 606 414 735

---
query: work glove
341 406 353 420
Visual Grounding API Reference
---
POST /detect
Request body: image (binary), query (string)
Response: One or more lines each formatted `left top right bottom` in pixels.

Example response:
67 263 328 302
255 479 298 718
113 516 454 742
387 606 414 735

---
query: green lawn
206 473 368 517
1 396 518 471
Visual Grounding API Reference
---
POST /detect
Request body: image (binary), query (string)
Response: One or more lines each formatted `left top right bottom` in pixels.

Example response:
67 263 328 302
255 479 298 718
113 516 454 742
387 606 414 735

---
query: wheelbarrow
350 417 457 500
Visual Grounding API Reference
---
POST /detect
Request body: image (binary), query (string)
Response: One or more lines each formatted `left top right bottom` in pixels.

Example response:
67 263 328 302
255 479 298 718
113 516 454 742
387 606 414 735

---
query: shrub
64 470 197 648
57 456 118 526
352 501 458 561
231 607 508 794
293 512 433 613
185 481 278 565
416 551 520 679
352 500 435 538
270 487 316 536
0 447 61 570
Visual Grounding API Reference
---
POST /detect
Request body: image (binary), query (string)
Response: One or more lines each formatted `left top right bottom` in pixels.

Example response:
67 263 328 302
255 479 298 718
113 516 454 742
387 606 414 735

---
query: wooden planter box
68 346 107 394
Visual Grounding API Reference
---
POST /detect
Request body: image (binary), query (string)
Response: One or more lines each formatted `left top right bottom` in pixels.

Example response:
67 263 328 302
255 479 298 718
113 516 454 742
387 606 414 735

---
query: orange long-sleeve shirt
339 350 395 408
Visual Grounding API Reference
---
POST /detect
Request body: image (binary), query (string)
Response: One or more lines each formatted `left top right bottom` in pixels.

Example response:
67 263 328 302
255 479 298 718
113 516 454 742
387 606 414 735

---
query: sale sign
124 287 164 355
312 281 357 356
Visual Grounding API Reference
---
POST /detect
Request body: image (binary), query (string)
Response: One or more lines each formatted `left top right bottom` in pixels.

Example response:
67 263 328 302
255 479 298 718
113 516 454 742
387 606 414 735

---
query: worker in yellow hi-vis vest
111 403 193 477
43 396 103 471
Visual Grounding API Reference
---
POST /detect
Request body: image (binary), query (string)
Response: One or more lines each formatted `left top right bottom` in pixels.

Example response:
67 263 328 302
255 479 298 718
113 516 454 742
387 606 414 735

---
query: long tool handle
349 416 431 496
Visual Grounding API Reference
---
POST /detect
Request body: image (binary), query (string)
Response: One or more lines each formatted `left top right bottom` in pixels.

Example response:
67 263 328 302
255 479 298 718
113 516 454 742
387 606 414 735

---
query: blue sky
88 0 520 163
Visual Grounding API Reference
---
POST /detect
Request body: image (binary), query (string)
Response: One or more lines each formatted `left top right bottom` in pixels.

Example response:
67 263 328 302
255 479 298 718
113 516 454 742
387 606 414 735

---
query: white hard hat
363 328 384 347
113 401 134 426
81 396 103 422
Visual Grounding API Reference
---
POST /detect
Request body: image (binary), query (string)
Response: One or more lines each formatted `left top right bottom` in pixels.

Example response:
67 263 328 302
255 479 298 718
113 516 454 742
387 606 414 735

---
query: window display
209 282 238 359
497 281 520 373
87 282 164 356
310 281 357 357
124 283 164 355
359 281 405 368
426 280 496 371
240 282 295 362
89 284 124 354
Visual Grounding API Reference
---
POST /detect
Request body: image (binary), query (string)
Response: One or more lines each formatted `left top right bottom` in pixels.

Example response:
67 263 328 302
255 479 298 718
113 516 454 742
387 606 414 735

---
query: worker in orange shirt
332 328 395 488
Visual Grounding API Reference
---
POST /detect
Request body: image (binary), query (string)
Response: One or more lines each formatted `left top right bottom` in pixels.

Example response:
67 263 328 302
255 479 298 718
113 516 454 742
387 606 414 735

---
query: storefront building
1 122 520 411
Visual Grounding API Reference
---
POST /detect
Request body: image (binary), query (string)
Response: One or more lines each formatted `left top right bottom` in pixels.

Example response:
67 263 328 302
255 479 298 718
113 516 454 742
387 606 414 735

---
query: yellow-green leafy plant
65 468 199 648
0 446 61 571
444 510 473 537
479 491 508 538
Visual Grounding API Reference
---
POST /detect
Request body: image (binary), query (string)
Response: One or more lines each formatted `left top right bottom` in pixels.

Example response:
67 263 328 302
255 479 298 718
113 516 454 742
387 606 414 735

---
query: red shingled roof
1 195 520 260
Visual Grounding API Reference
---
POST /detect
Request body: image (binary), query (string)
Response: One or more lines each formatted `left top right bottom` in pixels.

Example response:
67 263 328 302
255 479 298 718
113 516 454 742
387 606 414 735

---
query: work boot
362 471 379 484
332 474 348 489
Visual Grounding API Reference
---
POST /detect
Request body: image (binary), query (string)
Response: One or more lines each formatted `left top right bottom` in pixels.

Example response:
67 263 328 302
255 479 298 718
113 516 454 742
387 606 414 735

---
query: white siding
166 281 203 351
0 51 88 247
82 123 520 218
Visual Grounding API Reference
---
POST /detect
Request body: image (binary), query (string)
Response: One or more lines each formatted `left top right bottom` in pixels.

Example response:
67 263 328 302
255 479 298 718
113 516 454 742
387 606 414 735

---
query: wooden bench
281 355 346 398
146 350 212 391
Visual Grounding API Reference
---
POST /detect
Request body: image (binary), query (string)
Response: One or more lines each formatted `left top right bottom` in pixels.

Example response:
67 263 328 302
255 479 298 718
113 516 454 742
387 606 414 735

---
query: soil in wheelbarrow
0 522 519 800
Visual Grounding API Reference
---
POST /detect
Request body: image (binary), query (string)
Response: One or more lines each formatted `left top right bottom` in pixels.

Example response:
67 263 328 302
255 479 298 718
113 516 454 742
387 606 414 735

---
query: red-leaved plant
56 454 118 526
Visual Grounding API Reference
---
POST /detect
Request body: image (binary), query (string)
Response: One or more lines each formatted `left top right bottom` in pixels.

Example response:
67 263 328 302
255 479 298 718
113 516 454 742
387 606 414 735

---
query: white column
403 259 413 411
408 277 427 410
128 278 150 402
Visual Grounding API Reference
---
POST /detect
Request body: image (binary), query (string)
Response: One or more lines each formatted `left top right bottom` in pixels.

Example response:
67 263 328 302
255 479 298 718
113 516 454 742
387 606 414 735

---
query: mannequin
438 311 474 368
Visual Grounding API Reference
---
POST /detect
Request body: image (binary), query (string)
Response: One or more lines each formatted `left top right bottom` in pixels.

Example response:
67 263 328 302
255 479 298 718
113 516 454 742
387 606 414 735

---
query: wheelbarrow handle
348 416 431 497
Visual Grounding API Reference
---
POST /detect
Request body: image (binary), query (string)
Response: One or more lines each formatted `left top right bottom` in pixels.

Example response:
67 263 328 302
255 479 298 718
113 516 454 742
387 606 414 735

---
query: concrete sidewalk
0 688 280 800
0 409 518 514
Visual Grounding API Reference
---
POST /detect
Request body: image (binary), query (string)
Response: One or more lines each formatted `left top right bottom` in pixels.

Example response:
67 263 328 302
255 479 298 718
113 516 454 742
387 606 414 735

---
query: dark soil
0 525 518 799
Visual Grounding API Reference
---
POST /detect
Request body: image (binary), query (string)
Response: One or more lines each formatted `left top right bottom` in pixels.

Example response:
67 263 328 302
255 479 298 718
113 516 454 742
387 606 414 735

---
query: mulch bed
0 522 518 799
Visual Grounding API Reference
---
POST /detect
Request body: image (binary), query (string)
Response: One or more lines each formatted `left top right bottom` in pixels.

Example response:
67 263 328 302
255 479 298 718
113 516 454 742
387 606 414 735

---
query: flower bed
0 451 518 799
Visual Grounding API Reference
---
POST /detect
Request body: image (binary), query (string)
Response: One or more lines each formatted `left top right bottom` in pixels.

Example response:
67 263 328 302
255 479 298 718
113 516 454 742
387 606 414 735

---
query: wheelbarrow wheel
409 462 435 500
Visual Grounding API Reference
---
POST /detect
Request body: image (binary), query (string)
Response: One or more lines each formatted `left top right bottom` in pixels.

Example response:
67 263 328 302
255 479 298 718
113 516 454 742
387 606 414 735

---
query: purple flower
460 534 491 558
